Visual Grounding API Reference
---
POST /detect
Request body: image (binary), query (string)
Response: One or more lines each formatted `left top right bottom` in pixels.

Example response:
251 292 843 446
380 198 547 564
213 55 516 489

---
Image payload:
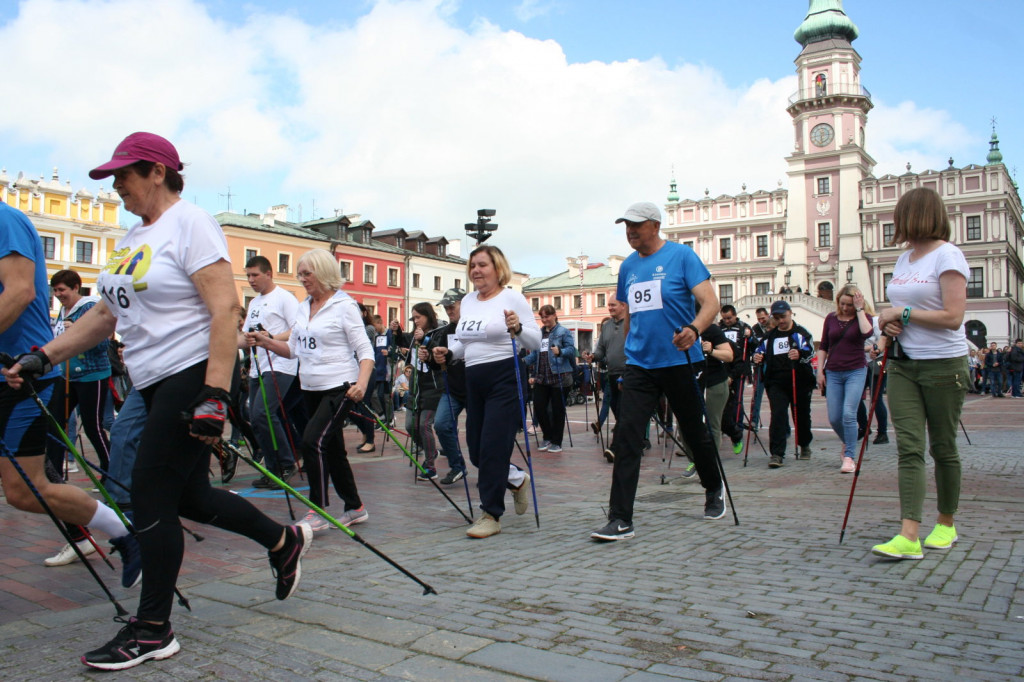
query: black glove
185 385 233 438
14 350 53 379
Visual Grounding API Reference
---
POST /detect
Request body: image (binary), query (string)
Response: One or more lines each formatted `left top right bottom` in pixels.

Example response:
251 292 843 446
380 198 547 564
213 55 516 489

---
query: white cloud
514 0 556 22
0 0 978 275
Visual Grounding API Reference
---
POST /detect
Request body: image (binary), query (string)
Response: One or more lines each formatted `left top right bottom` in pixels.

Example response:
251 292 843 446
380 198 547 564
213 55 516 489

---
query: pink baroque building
521 256 623 352
662 0 1023 344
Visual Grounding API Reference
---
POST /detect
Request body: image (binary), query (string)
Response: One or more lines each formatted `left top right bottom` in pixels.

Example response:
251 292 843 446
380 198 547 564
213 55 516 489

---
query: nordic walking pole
0 438 128 617
510 334 541 529
442 368 474 520
678 333 740 526
355 403 473 525
743 369 758 467
42 435 206 542
223 423 437 595
1 354 192 610
552 344 573 447
959 419 971 445
251 351 296 521
839 345 890 544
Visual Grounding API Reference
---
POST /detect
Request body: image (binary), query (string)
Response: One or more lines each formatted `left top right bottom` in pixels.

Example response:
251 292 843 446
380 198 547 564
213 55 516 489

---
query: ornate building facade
662 0 1024 344
0 167 123 311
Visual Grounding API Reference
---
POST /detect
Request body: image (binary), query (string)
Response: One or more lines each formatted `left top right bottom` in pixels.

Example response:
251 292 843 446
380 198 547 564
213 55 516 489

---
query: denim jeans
1011 369 1023 398
826 367 867 460
108 388 147 507
248 373 296 472
751 367 766 428
434 391 467 473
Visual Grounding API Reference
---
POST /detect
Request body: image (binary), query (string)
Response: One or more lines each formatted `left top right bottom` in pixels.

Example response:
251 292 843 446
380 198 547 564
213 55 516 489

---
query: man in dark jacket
429 289 469 484
1008 339 1024 398
984 341 1004 397
588 294 627 462
753 300 815 467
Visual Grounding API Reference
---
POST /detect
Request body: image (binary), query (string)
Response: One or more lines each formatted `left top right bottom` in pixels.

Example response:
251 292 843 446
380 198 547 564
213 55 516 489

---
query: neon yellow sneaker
871 534 923 560
923 524 958 550
732 441 743 455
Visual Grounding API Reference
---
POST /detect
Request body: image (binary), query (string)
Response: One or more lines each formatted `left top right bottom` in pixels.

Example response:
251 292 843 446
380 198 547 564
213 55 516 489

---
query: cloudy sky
1 0 1020 275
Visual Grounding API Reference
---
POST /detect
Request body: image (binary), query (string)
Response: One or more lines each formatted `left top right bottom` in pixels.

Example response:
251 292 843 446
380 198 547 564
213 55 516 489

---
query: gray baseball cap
614 201 662 224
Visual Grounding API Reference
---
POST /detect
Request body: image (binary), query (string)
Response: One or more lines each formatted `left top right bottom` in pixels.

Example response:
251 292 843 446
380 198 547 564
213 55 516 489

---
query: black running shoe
704 486 726 520
269 523 313 600
439 469 465 485
82 618 179 670
253 475 271 489
872 433 889 444
110 533 142 588
590 519 635 542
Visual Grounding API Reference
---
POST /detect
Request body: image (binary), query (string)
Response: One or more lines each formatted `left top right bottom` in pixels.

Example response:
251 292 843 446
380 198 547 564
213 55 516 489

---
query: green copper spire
667 172 680 202
987 125 1004 165
794 0 859 47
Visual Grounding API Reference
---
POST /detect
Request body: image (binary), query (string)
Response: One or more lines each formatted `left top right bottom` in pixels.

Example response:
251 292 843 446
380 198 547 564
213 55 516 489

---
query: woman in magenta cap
6 132 312 670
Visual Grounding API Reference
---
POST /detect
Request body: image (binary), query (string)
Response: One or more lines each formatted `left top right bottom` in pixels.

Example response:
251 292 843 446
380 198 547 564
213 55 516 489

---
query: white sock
507 465 526 488
88 502 129 539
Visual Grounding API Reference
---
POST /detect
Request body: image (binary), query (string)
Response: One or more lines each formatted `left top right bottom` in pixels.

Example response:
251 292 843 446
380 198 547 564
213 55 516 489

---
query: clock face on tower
810 123 834 148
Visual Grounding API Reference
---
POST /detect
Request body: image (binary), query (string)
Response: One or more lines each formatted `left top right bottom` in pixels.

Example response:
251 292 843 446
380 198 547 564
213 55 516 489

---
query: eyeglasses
296 270 314 279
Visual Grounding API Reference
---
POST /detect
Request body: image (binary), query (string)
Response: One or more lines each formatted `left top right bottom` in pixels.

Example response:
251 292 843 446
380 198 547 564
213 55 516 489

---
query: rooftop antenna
219 187 234 212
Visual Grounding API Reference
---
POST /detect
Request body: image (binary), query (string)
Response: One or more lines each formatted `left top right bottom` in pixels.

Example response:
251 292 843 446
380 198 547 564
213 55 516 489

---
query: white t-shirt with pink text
886 241 970 360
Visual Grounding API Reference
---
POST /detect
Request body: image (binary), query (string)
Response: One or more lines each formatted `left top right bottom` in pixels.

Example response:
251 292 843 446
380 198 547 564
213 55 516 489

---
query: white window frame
244 247 260 264
816 176 831 195
412 273 421 289
339 260 353 282
817 222 832 248
718 237 732 260
363 263 376 285
387 267 400 288
278 251 292 274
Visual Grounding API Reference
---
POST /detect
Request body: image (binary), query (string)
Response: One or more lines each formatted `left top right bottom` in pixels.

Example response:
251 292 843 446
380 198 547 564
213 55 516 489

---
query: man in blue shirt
591 202 725 542
0 203 140 587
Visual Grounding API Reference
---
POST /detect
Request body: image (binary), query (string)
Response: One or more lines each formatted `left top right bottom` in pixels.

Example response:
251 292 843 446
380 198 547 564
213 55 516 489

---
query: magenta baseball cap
89 132 183 180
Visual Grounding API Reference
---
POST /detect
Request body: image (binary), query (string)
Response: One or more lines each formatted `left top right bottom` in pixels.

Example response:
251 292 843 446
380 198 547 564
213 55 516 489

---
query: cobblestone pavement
1 393 1021 680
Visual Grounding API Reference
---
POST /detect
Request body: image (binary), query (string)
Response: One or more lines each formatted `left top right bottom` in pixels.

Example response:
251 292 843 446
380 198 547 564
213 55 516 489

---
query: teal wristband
901 306 912 325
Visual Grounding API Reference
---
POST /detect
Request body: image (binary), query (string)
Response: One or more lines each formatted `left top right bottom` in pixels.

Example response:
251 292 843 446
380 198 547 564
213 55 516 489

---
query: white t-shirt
449 288 541 367
245 285 299 377
288 289 374 391
886 241 970 359
97 200 228 389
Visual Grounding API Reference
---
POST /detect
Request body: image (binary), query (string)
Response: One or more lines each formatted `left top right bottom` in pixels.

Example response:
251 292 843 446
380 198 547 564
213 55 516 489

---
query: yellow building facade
1 167 123 309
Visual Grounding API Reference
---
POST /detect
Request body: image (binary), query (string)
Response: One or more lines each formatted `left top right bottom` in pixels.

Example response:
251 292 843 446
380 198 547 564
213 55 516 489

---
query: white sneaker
45 539 96 566
512 473 531 515
66 461 79 474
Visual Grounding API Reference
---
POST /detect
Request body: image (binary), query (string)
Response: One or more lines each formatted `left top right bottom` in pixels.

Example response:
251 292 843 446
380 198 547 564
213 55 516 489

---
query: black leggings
303 387 362 511
134 361 283 622
533 379 568 447
45 378 111 475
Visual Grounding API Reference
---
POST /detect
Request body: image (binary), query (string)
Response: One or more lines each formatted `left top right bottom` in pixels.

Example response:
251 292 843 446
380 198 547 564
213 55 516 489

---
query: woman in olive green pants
872 188 969 560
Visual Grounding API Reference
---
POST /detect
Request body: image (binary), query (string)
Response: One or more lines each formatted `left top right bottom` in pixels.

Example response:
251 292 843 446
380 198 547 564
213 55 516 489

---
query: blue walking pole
442 369 474 520
510 335 541 528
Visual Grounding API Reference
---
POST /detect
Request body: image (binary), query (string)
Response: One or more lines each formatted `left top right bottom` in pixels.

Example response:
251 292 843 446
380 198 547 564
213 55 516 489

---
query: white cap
614 201 661 224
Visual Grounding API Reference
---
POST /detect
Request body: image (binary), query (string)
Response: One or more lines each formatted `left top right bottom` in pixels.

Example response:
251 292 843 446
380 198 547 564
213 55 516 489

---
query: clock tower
783 0 875 298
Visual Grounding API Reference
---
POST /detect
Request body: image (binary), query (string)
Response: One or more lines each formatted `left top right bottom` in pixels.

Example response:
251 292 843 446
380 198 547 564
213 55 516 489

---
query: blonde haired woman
255 248 374 532
815 284 874 473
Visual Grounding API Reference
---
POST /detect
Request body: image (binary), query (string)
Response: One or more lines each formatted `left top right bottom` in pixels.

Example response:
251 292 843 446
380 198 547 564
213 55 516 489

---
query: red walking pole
839 345 890 544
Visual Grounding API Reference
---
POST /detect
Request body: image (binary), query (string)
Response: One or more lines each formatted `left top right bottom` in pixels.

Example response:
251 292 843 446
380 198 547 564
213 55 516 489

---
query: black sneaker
416 469 438 482
872 433 889 444
110 533 142 588
590 519 635 542
603 449 615 463
269 523 312 600
439 469 465 485
81 618 179 670
704 486 726 520
253 475 271 489
769 455 784 468
268 467 297 489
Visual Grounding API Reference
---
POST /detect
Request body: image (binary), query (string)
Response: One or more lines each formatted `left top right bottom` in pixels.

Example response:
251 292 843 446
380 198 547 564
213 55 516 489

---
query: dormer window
417 241 424 253
439 244 446 257
397 238 405 249
363 228 371 243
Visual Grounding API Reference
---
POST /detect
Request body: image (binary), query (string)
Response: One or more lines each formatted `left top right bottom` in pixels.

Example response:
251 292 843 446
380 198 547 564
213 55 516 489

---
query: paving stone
465 642 629 681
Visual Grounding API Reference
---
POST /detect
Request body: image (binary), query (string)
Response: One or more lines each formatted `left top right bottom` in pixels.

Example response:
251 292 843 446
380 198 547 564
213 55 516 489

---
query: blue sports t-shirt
616 241 711 369
0 204 59 380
